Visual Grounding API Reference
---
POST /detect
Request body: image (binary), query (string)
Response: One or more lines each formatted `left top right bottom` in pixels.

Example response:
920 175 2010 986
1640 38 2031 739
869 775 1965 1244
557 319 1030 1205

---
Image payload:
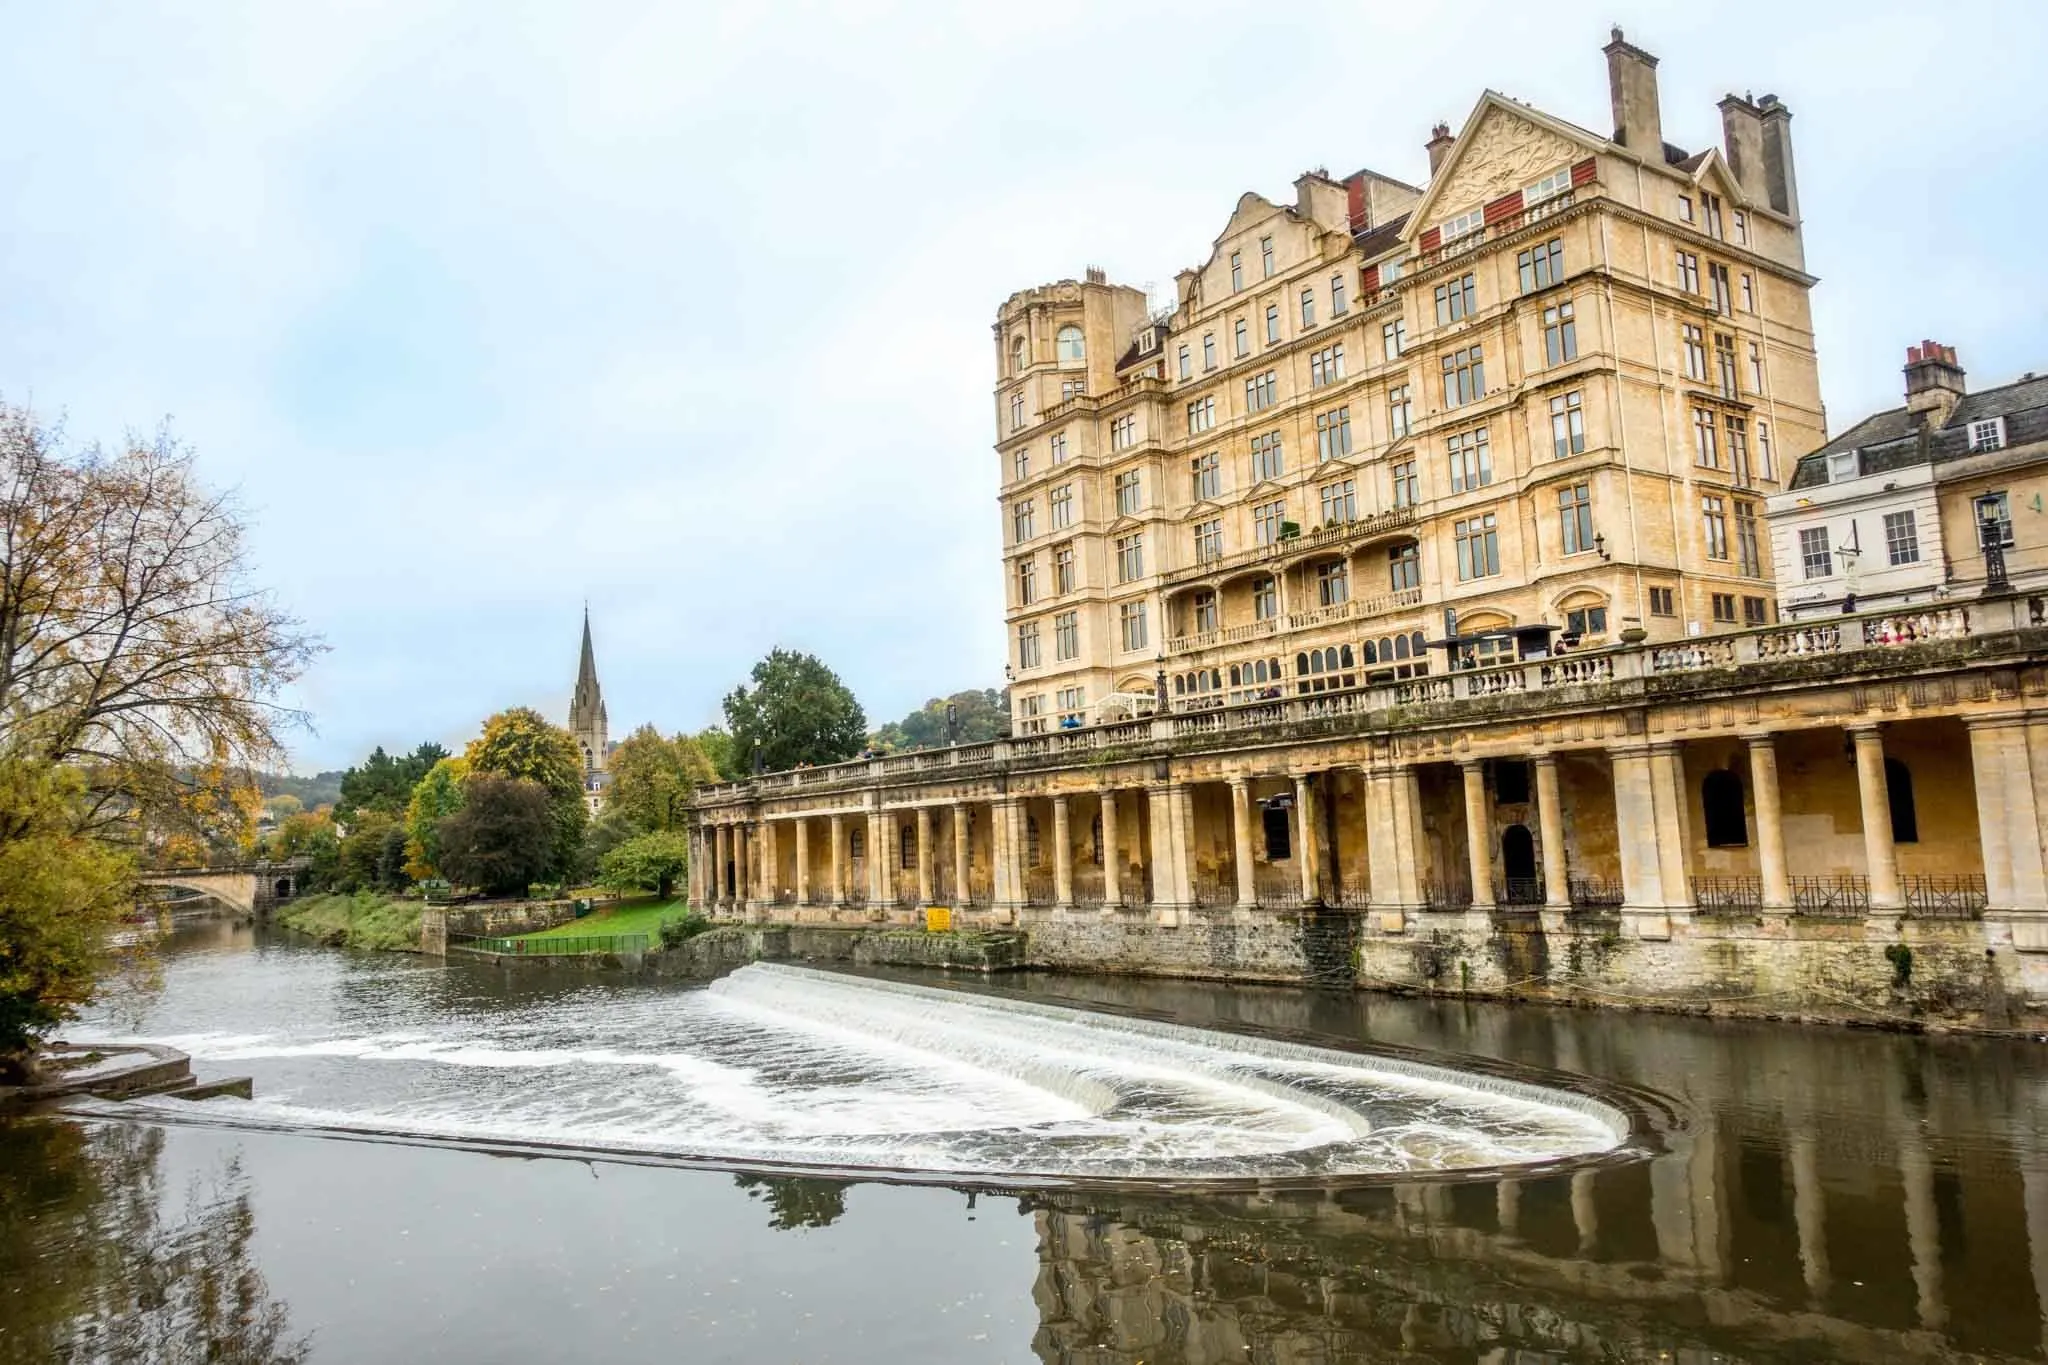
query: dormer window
1826 450 1860 483
1970 417 2007 452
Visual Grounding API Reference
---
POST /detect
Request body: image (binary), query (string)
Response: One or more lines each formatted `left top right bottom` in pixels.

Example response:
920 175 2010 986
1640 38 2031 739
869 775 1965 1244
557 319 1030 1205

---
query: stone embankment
1 1043 252 1112
430 923 1027 981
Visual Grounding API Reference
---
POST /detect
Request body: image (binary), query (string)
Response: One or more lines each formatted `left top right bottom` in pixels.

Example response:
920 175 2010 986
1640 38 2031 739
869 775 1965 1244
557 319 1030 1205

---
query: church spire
568 607 608 778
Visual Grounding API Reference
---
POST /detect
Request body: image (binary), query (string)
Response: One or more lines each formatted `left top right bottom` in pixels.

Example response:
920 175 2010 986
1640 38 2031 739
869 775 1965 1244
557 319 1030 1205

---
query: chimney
1425 123 1455 177
1344 172 1368 232
1603 27 1663 155
1904 341 1967 429
1756 94 1800 220
1718 95 1768 203
1084 265 1106 285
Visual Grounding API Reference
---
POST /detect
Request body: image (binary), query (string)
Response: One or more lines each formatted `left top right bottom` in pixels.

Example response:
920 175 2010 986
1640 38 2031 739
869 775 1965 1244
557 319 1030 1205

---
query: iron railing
1567 877 1625 914
1422 875 1474 911
1904 874 1988 920
894 874 919 907
843 887 868 910
1192 876 1232 909
1330 882 1372 910
773 890 797 906
1496 877 1544 907
448 933 650 957
1253 869 1304 910
1790 875 1869 918
1024 871 1057 906
1071 869 1106 907
963 878 993 909
1692 876 1764 916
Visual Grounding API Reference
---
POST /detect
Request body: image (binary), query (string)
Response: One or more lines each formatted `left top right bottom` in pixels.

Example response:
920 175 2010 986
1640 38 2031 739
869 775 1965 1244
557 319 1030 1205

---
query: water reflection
0 1119 308 1364
733 1174 851 1230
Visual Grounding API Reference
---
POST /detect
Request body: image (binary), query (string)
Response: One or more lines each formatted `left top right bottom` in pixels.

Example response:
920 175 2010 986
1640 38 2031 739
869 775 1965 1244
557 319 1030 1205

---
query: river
4 914 2046 1363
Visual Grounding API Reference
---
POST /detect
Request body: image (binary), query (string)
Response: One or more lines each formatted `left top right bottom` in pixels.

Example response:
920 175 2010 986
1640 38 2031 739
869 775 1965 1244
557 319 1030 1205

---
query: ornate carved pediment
1431 109 1584 217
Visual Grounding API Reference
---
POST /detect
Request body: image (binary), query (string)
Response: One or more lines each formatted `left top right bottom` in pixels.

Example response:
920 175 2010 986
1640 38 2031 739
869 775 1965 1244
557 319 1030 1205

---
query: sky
2 1 2043 773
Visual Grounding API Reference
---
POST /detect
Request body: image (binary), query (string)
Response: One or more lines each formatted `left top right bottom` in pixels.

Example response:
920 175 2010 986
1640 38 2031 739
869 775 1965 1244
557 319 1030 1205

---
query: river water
5 915 2048 1363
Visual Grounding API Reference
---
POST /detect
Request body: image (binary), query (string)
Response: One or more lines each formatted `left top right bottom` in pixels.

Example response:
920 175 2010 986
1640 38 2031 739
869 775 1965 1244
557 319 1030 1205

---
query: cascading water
79 959 1624 1179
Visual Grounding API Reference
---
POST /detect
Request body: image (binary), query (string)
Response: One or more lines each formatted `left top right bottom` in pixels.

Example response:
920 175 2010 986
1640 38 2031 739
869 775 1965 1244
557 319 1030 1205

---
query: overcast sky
2 1 2043 773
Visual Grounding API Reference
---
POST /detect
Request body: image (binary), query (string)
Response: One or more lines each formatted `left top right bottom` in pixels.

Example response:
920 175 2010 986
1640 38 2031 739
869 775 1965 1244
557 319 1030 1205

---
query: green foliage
694 726 739 782
527 882 565 901
276 892 422 953
335 743 447 823
436 776 558 897
1885 940 1914 988
598 830 693 900
0 762 136 1059
722 648 867 773
465 708 588 875
869 688 1009 751
333 811 410 894
258 769 344 811
658 910 714 948
732 1174 849 1230
605 725 717 831
402 755 468 879
577 807 641 883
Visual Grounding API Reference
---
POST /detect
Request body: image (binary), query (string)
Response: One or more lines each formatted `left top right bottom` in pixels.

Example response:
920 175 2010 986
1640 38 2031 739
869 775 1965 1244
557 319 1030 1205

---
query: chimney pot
1425 123 1456 176
1903 339 1967 428
1604 27 1663 154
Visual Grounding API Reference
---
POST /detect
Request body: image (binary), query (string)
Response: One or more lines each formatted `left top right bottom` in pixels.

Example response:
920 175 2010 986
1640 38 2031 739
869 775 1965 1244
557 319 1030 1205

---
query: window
1011 335 1027 374
1056 685 1085 725
1447 427 1492 492
1054 611 1078 661
1701 494 1729 560
1017 620 1041 668
1260 235 1274 277
1702 770 1746 847
1887 758 1918 844
1056 325 1085 364
1050 482 1073 529
1316 561 1349 606
1559 482 1593 554
1693 408 1720 469
1192 591 1218 634
1177 345 1191 380
1300 288 1315 328
1263 804 1291 860
1875 509 1919 567
1111 414 1135 449
1826 450 1858 483
1757 421 1775 480
1518 238 1563 293
1709 263 1733 316
1310 344 1345 387
1010 392 1024 430
1742 596 1768 626
1016 557 1036 605
1053 544 1075 594
1441 207 1483 244
1747 341 1764 394
1441 345 1485 407
1976 492 2013 549
1112 470 1139 517
1254 499 1286 546
1543 301 1577 365
1246 370 1277 412
1234 317 1249 358
1734 499 1761 577
1192 518 1222 564
1186 395 1216 435
1203 334 1216 370
1320 479 1356 525
1190 451 1220 501
1253 576 1277 620
1702 192 1724 240
1526 167 1570 205
1012 499 1035 542
1230 251 1243 292
1799 526 1832 579
1711 592 1737 624
1016 693 1044 733
1434 273 1476 326
1251 430 1285 482
1550 391 1586 458
1050 432 1066 465
1380 255 1404 285
1264 305 1280 345
1649 586 1676 616
1676 250 1700 295
1388 542 1421 591
1565 604 1608 637
1740 272 1756 313
1970 418 2007 452
1454 512 1500 580
1118 601 1148 652
1390 458 1419 508
1316 407 1353 462
1383 319 1407 359
1388 384 1413 439
1116 533 1144 582
1682 323 1708 381
1013 448 1028 482
1677 195 1694 224
1331 273 1348 316
1715 332 1738 399
1726 416 1751 485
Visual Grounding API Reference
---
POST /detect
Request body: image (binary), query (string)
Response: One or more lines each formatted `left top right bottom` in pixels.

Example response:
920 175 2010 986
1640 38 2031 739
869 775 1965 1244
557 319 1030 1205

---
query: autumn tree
436 777 556 897
464 708 586 876
402 755 467 879
604 726 716 833
722 649 866 773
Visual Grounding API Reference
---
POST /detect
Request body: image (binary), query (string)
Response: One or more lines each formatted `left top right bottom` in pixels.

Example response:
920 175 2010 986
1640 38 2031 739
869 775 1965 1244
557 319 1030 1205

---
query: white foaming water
92 962 1625 1179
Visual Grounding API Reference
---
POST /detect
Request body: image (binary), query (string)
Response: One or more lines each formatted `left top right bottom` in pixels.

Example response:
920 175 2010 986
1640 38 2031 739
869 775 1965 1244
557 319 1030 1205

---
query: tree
402 756 467 879
598 830 692 900
435 777 557 897
335 742 446 823
605 726 717 832
464 708 587 876
870 688 1009 751
722 649 867 773
0 406 314 1069
334 811 408 894
694 726 738 782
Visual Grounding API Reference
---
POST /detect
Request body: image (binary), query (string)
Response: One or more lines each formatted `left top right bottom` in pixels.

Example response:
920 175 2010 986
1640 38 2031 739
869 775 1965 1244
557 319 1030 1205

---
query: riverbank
274 892 421 952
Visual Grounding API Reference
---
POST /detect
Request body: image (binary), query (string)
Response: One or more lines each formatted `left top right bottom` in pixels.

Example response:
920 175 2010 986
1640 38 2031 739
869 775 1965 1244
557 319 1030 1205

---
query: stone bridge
138 861 309 917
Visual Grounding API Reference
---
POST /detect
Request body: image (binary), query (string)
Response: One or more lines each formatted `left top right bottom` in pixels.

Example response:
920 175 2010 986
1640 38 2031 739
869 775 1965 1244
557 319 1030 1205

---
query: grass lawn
515 897 694 940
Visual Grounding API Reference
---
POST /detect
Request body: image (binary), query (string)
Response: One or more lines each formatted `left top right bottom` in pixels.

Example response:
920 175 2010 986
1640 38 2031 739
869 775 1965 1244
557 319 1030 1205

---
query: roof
1114 324 1168 372
1351 212 1411 258
1789 371 2048 490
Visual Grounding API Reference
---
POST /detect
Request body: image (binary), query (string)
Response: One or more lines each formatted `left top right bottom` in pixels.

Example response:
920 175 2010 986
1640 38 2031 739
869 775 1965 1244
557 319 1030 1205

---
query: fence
1692 876 1764 916
448 932 650 957
1903 874 1988 920
1790 875 1869 918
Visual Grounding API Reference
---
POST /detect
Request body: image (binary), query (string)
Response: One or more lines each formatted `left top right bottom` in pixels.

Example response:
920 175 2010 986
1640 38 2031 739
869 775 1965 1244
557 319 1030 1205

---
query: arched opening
1886 757 1918 843
1501 824 1536 882
1011 334 1027 374
1702 768 1748 847
1055 325 1085 364
274 878 293 900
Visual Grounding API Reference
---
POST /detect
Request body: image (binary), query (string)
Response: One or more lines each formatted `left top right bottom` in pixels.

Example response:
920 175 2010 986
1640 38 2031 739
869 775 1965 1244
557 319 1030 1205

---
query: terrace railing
1903 874 1988 920
1692 876 1764 916
1790 875 1869 919
448 932 650 957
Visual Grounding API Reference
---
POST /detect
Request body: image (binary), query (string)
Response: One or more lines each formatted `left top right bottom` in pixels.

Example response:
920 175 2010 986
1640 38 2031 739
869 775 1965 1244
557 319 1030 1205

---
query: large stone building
1768 341 2048 618
997 28 1820 733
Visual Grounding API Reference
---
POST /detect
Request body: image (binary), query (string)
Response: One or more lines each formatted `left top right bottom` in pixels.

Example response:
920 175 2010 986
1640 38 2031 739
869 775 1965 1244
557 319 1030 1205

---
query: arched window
1056 325 1085 364
1364 640 1378 664
1702 769 1747 847
1011 335 1026 374
1394 634 1410 660
1886 758 1918 844
1229 664 1242 686
849 828 865 860
1296 652 1310 675
1174 675 1185 696
1340 644 1355 667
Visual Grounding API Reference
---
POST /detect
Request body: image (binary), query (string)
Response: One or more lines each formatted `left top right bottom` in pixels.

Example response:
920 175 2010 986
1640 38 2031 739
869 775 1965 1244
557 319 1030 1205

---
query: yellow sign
924 906 953 933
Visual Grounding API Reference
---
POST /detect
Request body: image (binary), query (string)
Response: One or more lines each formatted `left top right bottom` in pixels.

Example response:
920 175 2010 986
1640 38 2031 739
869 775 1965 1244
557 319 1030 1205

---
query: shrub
659 912 713 949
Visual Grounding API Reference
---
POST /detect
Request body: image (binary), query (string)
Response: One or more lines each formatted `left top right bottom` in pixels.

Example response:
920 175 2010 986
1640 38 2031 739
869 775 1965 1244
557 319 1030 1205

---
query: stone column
1393 765 1426 907
1850 725 1903 913
738 823 756 911
1461 761 1495 910
1148 782 1193 917
1229 776 1257 907
1535 754 1570 913
1294 773 1320 903
952 802 972 907
1746 733 1792 910
1610 746 1668 919
1649 743 1694 913
867 809 889 906
687 827 704 907
828 814 846 904
795 818 811 905
713 824 730 905
1100 790 1122 908
1053 795 1073 906
993 797 1024 916
1968 715 2048 935
914 807 934 906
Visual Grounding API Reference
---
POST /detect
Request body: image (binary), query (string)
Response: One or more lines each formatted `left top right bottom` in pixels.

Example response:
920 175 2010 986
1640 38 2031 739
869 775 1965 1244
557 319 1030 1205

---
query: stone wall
444 925 1028 982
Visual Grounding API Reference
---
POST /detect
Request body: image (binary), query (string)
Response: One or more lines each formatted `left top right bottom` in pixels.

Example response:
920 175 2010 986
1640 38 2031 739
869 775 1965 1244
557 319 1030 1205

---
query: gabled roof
1399 90 1609 241
1789 371 2048 489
